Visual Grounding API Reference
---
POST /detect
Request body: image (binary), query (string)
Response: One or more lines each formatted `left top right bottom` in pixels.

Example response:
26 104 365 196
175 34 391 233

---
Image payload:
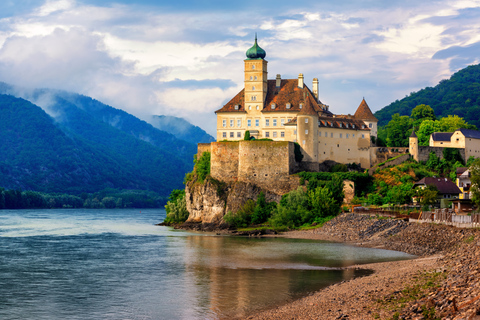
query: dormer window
352 124 355 129
362 125 365 129
330 122 333 127
234 104 239 110
299 103 303 109
305 118 308 123
271 103 276 109
339 123 342 128
286 103 291 109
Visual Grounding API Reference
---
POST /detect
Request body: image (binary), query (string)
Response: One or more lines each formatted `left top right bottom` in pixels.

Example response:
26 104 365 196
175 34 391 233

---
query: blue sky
0 0 479 135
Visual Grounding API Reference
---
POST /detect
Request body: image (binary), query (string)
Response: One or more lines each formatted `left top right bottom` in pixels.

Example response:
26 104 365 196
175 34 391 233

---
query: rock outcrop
185 175 296 225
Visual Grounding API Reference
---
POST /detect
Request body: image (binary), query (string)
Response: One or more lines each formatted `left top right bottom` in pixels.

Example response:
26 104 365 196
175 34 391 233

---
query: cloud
0 0 479 135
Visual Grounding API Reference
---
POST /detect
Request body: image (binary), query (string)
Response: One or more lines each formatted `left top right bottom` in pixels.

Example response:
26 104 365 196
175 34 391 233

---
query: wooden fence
414 209 480 228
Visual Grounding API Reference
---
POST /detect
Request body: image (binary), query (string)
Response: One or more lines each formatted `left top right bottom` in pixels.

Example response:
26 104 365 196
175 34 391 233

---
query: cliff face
185 175 296 224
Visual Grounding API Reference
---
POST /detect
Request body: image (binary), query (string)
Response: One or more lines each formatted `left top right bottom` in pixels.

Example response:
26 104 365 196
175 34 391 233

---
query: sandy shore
239 214 480 319
245 255 441 320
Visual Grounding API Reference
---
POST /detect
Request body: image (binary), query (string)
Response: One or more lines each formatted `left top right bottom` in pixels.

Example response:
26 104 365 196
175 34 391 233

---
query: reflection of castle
213 36 378 169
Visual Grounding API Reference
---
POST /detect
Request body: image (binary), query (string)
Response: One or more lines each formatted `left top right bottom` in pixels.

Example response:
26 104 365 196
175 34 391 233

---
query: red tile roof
354 98 378 121
215 79 332 114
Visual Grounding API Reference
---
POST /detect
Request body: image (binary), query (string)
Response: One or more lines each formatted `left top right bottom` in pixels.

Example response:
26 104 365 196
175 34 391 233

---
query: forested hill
0 94 188 196
150 115 215 145
374 64 480 127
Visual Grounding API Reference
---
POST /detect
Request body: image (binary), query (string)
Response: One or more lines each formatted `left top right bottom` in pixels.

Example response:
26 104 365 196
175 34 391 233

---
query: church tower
244 35 268 118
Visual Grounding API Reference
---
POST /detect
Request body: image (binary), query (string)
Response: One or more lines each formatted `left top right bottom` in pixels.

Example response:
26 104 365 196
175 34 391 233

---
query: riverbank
245 213 480 320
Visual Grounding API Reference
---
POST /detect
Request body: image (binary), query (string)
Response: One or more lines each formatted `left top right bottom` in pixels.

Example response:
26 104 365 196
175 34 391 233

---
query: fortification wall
417 146 466 162
197 143 211 158
210 142 239 182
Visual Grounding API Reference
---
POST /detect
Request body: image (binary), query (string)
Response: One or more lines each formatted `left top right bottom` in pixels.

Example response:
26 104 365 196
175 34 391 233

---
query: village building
214 36 378 169
414 177 461 200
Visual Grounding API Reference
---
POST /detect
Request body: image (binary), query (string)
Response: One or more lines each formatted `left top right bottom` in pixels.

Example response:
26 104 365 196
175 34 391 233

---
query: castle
213 36 379 170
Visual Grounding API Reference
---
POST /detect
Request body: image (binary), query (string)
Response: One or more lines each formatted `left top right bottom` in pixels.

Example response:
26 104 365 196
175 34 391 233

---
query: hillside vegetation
375 64 480 128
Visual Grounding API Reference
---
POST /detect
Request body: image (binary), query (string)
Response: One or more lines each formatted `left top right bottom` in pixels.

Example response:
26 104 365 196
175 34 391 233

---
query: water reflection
180 236 376 318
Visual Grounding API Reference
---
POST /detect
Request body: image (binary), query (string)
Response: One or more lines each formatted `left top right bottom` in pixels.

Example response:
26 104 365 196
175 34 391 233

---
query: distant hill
374 64 480 128
149 115 215 144
0 87 197 196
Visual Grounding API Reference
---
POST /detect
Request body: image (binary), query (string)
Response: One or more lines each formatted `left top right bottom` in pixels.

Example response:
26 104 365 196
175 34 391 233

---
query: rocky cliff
185 175 299 225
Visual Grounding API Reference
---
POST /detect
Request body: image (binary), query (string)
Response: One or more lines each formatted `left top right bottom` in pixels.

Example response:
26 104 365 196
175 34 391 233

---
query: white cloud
0 0 479 134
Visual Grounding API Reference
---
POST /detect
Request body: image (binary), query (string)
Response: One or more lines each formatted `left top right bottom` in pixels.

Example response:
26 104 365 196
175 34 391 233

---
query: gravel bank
245 213 480 320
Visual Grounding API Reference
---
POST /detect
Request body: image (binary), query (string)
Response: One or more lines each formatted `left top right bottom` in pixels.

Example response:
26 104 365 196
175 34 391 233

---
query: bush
244 130 251 140
164 189 189 223
195 151 211 182
223 199 256 228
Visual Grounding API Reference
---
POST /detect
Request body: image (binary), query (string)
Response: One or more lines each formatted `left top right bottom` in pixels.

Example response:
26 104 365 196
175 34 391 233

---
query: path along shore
243 213 480 320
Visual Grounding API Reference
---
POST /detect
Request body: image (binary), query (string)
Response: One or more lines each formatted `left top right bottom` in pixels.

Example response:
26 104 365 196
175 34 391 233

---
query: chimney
276 74 281 88
312 78 319 100
298 73 304 88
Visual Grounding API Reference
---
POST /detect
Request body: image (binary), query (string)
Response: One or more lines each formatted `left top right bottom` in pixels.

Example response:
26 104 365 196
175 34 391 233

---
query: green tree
223 199 256 228
244 130 251 140
435 115 476 132
386 114 413 147
470 158 480 207
411 104 436 128
417 120 436 146
164 189 189 223
251 192 276 225
308 186 338 221
416 185 438 210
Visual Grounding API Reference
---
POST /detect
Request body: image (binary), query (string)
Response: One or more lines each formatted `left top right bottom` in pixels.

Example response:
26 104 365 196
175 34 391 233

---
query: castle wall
197 143 211 158
417 146 466 162
317 127 371 168
210 142 240 182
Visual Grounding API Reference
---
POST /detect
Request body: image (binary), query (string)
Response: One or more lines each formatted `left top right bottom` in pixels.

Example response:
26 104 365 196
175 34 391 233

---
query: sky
0 0 479 135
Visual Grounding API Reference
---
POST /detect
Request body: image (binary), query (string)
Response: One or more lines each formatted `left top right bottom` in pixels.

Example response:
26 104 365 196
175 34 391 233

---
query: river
0 208 414 319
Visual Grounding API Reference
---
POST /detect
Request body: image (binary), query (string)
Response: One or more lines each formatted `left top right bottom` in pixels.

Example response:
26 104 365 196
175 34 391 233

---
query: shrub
164 189 189 223
244 130 251 140
223 199 256 228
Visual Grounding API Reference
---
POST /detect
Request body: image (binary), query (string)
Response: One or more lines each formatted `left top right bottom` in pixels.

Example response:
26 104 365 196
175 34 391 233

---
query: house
414 177 461 200
429 129 480 159
456 167 472 200
214 36 378 169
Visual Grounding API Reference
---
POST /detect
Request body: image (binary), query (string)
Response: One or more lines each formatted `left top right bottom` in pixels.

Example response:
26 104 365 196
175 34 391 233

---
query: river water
0 209 414 319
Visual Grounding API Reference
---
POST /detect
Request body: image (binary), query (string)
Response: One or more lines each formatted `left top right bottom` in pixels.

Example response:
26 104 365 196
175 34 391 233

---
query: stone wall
197 143 211 158
210 142 239 182
417 146 466 162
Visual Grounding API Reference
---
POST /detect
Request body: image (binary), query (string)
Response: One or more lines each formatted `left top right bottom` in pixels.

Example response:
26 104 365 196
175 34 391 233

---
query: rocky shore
245 213 480 320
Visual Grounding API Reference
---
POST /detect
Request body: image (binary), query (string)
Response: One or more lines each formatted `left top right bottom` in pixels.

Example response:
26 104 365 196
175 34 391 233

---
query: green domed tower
246 34 266 60
244 34 268 119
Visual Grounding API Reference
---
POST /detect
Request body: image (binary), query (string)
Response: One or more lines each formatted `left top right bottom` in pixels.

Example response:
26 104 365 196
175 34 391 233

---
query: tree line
0 188 166 209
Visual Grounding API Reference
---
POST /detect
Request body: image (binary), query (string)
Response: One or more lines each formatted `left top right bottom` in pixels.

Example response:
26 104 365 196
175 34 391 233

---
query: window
252 65 255 69
352 134 355 138
256 105 259 110
305 129 308 134
237 132 241 138
286 103 291 109
265 119 270 126
362 134 365 138
230 119 234 127
255 119 259 127
234 104 239 110
346 134 349 138
237 119 241 127
251 96 256 101
222 119 226 127
230 132 234 138
302 140 306 145
281 119 285 126
281 131 285 138
369 123 372 128
273 132 277 138
252 86 255 90
273 119 277 126
305 118 308 123
340 133 343 138
222 132 226 138
299 103 303 109
254 76 257 80
247 119 251 127
325 132 328 137
271 103 276 109
265 132 270 137
339 123 342 128
352 124 355 129
250 76 253 80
